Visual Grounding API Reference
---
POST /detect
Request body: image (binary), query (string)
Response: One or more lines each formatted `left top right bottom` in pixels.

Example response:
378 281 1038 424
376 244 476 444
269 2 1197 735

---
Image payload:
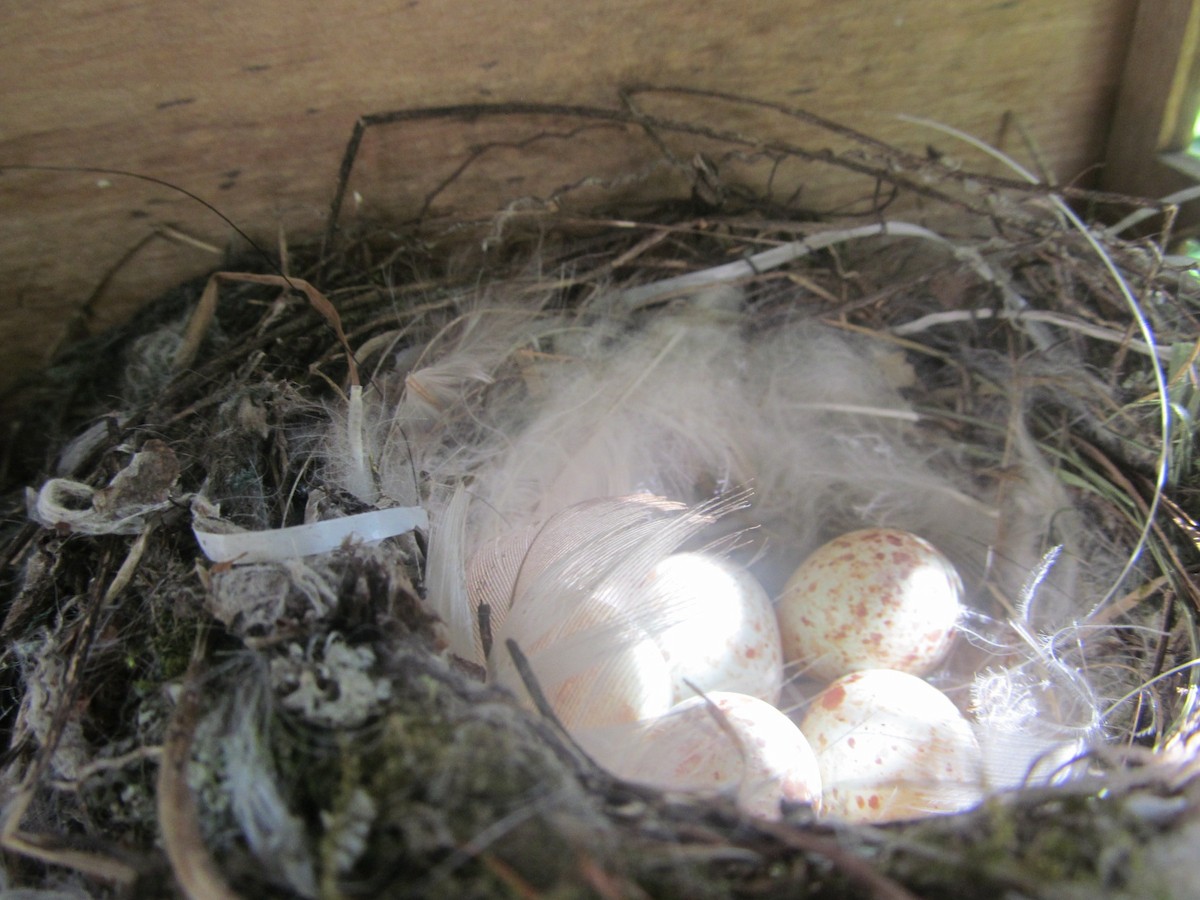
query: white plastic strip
194 505 428 565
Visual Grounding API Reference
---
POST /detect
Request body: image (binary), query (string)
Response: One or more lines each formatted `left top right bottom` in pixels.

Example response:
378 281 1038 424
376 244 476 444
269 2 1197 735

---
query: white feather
424 483 474 660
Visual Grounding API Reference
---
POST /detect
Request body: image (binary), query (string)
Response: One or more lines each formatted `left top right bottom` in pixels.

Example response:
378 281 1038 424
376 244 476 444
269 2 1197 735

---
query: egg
467 495 687 662
799 669 984 823
578 691 821 820
489 582 675 730
777 528 962 680
632 553 783 705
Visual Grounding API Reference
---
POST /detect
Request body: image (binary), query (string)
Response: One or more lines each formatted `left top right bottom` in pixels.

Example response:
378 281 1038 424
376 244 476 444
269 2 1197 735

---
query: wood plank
1 0 1138 399
1102 0 1200 206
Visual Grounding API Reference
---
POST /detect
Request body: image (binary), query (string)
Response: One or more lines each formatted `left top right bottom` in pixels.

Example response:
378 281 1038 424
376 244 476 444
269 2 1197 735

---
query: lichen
270 634 392 729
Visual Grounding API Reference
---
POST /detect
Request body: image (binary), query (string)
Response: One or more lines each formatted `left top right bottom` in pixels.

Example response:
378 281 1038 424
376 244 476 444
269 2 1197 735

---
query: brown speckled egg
777 528 962 680
579 691 821 820
799 669 984 823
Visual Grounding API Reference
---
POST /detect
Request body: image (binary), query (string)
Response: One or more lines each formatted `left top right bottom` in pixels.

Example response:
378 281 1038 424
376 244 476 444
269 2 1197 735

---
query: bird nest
1 95 1199 899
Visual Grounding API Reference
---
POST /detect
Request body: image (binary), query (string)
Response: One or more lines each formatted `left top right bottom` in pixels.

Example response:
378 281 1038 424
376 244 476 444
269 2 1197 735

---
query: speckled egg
633 553 784 705
777 528 962 680
799 669 984 823
579 691 822 820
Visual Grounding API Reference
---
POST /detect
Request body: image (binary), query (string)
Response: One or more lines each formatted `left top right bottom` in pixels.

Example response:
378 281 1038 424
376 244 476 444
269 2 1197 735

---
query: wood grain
0 0 1138 398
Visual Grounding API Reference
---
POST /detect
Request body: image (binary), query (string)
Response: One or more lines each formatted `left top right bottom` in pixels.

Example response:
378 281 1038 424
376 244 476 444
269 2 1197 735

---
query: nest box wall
1 0 1140 400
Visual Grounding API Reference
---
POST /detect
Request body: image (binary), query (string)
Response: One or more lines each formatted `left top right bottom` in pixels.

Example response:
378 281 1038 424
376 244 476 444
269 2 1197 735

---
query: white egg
631 553 783 705
578 691 821 820
466 495 686 662
777 528 962 680
799 669 985 823
489 597 674 730
480 497 694 728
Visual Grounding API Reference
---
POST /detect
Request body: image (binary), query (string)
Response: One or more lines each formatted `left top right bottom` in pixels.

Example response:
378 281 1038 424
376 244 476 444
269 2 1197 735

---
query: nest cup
2 94 1199 898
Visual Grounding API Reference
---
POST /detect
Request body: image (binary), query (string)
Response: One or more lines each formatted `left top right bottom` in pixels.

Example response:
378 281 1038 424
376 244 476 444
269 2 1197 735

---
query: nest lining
1 102 1199 899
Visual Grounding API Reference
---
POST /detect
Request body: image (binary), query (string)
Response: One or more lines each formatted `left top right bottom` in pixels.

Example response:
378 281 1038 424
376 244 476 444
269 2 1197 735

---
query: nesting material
1 100 1198 897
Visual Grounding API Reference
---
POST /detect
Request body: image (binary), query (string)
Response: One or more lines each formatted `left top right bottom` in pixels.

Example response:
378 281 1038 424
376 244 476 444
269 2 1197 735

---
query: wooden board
1 0 1139 399
1102 0 1200 211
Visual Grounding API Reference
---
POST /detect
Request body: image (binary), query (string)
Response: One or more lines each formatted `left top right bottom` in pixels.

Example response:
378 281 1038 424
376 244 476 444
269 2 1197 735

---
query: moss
351 684 609 895
234 641 619 898
866 788 1194 900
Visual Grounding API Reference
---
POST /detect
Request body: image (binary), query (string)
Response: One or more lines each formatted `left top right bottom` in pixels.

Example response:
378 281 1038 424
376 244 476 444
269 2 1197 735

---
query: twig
157 626 241 900
48 745 163 791
319 98 1157 259
174 271 360 387
751 820 922 900
892 307 1171 360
